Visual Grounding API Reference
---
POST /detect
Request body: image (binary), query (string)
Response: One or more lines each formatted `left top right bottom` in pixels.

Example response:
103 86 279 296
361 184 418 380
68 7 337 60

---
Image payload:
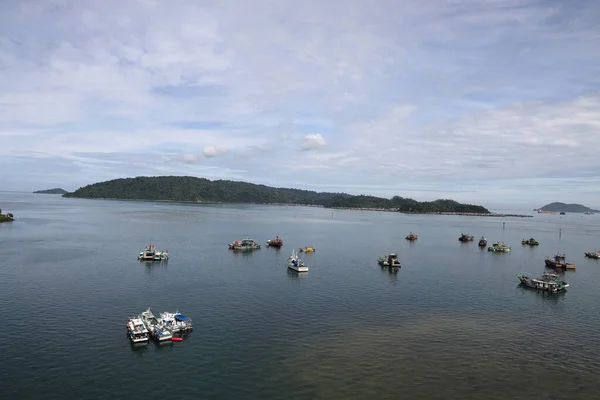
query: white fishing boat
288 249 308 272
160 311 193 333
126 316 150 344
140 308 172 342
377 253 401 267
138 244 169 261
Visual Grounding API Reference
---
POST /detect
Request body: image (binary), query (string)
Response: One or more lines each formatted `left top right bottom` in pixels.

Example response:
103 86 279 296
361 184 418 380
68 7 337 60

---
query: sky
1 0 599 210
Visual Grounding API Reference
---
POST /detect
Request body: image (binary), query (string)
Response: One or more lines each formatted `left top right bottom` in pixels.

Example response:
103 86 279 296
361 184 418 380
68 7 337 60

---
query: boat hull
517 275 568 293
228 244 261 251
128 334 149 344
545 260 576 269
378 261 401 267
288 264 309 272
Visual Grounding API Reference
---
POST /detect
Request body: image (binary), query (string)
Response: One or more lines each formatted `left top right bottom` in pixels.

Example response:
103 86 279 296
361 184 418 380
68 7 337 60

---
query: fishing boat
298 247 315 253
288 249 309 272
228 238 261 251
545 253 576 269
517 272 569 293
266 236 283 248
584 251 600 259
488 242 511 252
160 311 193 333
137 244 169 261
521 238 539 246
126 316 150 344
478 237 487 247
459 233 474 242
406 232 418 241
140 308 172 342
377 253 401 268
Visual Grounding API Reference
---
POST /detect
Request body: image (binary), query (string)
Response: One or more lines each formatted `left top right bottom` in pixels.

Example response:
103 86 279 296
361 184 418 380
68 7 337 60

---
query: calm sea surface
2 192 600 399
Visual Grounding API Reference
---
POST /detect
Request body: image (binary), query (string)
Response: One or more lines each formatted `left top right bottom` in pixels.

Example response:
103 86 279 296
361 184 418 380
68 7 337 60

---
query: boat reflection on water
130 342 150 352
287 268 308 280
231 250 256 259
142 260 168 274
515 283 567 303
379 264 399 281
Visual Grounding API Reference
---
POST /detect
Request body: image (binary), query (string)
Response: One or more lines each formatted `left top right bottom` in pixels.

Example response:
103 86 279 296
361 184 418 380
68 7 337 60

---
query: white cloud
203 145 228 158
301 134 327 151
0 0 599 205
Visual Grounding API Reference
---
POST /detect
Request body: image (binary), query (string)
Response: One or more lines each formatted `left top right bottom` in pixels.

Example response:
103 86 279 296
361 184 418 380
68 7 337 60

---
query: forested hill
63 176 490 213
538 202 599 213
33 188 68 194
63 176 348 204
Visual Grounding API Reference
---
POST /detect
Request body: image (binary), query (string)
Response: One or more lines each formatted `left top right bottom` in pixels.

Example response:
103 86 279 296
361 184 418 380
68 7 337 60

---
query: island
537 202 599 213
33 188 68 194
0 208 14 223
63 175 495 215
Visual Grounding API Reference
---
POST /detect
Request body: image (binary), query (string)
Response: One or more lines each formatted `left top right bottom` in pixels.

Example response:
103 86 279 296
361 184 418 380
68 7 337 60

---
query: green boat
521 237 539 246
488 242 511 253
228 238 261 251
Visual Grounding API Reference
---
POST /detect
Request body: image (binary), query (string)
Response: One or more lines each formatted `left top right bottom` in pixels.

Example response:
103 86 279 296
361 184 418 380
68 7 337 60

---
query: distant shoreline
61 196 531 217
326 206 531 217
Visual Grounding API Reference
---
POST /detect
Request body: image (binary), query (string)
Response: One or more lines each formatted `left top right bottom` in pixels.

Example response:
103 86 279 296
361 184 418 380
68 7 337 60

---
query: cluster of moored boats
126 308 192 344
226 236 315 253
226 237 313 272
137 231 597 298
381 231 600 293
138 236 314 274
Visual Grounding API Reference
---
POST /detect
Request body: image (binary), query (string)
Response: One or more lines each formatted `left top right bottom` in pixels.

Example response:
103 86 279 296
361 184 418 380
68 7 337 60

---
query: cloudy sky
1 0 599 209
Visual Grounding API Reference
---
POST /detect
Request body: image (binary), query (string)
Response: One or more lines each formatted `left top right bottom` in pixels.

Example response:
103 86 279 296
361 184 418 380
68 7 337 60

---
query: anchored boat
140 308 172 342
160 311 193 333
298 247 315 253
545 253 576 270
517 272 569 293
459 233 474 242
228 238 261 251
126 316 150 344
288 249 308 272
521 238 539 246
266 236 283 248
584 251 600 259
406 232 418 241
138 244 169 261
488 242 511 252
377 253 401 268
478 237 487 247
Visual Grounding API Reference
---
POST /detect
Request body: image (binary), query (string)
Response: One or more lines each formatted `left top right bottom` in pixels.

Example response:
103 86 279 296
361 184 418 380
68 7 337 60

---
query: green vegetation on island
33 188 68 194
0 208 14 223
538 202 599 213
63 176 490 214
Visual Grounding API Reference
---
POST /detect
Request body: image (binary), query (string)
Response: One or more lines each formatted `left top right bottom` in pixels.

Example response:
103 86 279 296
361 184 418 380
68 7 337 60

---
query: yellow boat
299 247 315 253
